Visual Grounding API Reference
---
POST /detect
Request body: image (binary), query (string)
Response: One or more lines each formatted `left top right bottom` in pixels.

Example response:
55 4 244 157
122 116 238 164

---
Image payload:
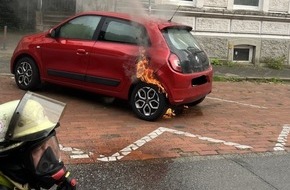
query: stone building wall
196 18 230 32
203 0 228 8
269 0 289 12
231 20 261 34
262 21 290 35
195 37 229 60
260 40 289 60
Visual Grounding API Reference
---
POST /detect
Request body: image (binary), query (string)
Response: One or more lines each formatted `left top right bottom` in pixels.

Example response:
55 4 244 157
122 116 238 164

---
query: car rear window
162 28 202 51
163 27 210 73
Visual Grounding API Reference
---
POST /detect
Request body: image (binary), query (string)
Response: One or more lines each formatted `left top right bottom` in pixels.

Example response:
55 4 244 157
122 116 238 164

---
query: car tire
130 83 168 121
14 57 41 90
187 97 205 107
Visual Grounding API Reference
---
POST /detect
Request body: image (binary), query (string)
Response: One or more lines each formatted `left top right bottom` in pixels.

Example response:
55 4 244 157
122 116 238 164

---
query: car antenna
168 5 181 22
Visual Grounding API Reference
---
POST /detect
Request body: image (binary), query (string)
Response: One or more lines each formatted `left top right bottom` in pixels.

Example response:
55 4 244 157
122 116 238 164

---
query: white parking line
59 144 93 159
207 97 268 109
97 127 252 162
0 73 13 76
274 124 290 151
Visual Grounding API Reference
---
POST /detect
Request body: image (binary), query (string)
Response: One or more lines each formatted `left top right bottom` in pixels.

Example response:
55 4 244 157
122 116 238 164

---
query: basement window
233 45 254 63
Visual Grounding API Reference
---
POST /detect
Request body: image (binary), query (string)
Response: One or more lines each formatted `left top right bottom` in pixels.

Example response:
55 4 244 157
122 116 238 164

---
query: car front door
41 15 101 87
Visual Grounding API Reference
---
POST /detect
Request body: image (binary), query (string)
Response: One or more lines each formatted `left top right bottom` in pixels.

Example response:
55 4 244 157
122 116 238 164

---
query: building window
233 0 260 10
233 45 254 63
166 0 196 6
180 0 196 6
234 0 259 6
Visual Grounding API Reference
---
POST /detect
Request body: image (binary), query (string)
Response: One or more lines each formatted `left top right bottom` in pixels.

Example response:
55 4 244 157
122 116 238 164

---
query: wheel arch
128 81 140 103
11 53 41 75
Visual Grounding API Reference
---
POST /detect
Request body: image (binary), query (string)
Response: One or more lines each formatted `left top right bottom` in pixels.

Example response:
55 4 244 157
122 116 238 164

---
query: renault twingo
11 11 213 121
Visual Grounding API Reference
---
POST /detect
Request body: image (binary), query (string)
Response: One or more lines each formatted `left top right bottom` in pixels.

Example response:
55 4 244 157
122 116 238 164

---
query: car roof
73 11 192 31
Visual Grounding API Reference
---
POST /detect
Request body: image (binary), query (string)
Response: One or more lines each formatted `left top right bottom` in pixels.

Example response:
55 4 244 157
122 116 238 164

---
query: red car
10 11 213 121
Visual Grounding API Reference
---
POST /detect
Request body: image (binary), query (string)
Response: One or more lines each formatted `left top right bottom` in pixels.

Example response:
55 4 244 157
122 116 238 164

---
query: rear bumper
158 66 213 105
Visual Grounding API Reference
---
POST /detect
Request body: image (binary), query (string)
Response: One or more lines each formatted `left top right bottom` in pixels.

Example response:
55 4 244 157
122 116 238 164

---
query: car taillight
168 54 182 73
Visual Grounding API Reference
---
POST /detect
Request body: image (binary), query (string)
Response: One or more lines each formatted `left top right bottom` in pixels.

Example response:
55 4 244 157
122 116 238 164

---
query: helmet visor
6 91 66 141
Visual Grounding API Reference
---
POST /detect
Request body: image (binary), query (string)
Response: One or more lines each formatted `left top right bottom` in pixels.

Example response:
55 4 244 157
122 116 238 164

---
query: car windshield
163 28 202 51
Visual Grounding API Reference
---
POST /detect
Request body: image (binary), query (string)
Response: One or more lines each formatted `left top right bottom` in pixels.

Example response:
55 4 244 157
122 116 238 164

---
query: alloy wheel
134 86 160 117
16 61 33 87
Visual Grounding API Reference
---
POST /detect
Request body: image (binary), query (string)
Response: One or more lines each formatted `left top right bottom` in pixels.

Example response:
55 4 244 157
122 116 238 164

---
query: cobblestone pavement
1 75 289 164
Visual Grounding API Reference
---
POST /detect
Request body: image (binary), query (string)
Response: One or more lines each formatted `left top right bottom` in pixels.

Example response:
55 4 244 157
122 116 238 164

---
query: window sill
233 5 260 11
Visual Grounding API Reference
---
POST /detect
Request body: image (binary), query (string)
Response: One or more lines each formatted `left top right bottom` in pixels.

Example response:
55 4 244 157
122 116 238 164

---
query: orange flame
136 48 185 119
136 48 165 93
164 108 176 118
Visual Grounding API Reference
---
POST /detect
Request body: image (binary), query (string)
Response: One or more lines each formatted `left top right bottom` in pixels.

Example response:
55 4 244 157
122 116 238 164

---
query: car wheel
187 97 205 107
131 83 168 121
14 57 41 90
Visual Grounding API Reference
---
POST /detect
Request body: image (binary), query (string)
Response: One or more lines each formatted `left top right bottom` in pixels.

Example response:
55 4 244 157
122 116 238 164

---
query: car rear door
85 17 148 98
41 15 101 86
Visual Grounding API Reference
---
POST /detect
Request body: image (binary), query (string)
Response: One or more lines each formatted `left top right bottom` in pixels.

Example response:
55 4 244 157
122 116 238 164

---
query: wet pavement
69 153 290 190
1 74 290 165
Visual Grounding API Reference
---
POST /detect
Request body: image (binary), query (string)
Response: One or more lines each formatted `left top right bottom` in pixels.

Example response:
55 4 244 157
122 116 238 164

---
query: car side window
58 15 101 40
100 19 150 46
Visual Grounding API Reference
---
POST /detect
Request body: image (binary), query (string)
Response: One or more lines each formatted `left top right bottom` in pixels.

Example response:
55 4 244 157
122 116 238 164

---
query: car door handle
77 49 88 55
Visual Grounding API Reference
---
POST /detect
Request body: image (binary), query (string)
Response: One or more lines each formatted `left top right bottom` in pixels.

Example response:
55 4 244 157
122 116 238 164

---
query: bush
210 58 237 67
262 56 285 70
223 60 235 67
210 58 223 66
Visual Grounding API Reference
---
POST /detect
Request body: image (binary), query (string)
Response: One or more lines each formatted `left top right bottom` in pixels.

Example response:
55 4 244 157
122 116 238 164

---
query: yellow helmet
0 100 20 145
0 92 66 153
11 99 55 140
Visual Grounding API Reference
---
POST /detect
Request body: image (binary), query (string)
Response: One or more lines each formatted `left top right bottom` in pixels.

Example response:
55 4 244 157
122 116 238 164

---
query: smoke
118 1 148 15
114 0 179 21
115 0 180 83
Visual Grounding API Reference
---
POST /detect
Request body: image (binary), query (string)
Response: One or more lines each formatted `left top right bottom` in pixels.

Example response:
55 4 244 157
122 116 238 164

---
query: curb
214 75 290 82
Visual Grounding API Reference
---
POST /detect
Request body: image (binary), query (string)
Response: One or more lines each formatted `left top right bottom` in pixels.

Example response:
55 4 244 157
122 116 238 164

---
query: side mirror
48 28 56 38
